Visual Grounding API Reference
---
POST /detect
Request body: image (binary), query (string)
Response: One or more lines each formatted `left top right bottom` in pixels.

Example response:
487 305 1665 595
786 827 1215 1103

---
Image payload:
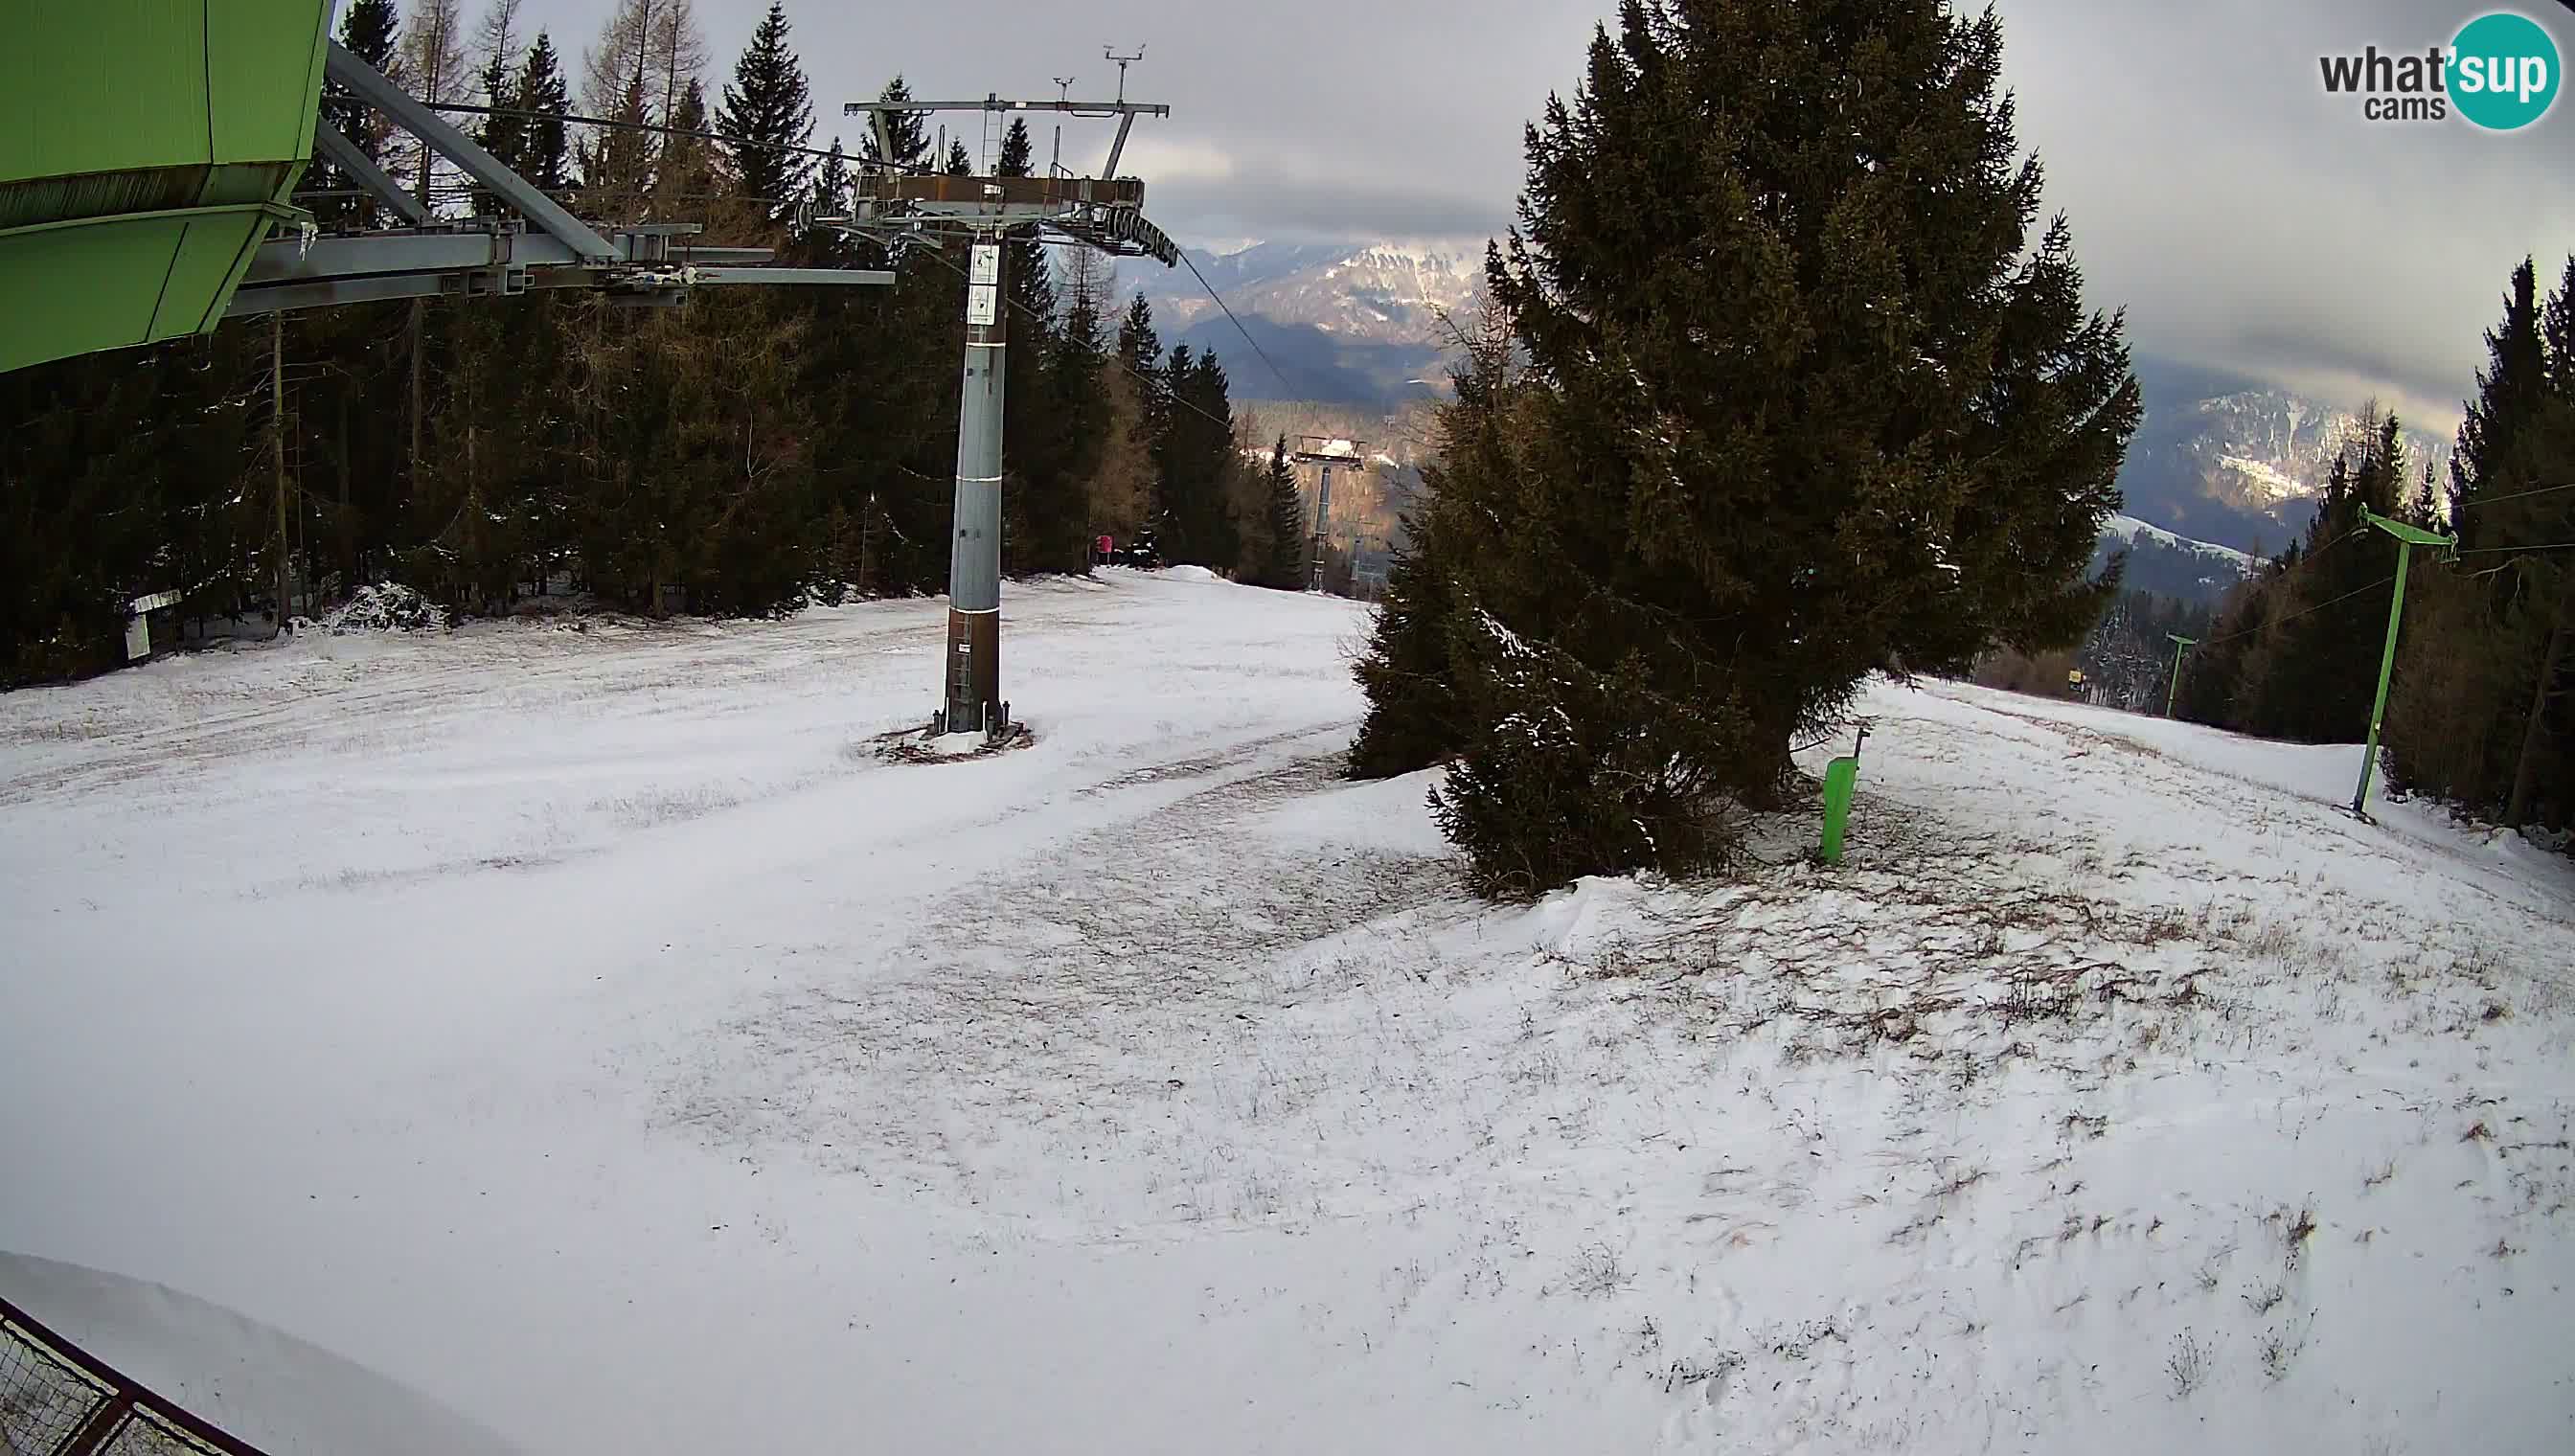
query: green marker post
1818 726 1870 865
2350 507 2453 819
2164 634 2196 718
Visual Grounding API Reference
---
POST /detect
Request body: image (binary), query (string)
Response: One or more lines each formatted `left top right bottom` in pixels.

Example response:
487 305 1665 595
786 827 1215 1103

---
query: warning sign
967 284 999 326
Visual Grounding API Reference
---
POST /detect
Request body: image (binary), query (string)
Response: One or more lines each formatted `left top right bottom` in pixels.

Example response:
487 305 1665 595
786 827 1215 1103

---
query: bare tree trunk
272 312 292 636
2505 574 2572 829
409 299 424 486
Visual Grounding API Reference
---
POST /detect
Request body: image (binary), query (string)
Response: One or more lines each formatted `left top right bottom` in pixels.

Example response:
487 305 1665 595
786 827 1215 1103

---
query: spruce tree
796 138 852 262
1348 307 1505 779
859 76 930 173
311 0 400 229
653 78 719 212
582 74 654 216
1262 436 1308 589
1116 295 1169 553
2389 254 2575 829
1378 0 2137 893
2453 260 2549 550
717 0 814 224
1151 348 1241 568
1051 256 1121 555
991 119 1083 573
945 141 973 176
471 47 527 216
1116 293 1161 379
2238 419 2405 742
516 34 573 195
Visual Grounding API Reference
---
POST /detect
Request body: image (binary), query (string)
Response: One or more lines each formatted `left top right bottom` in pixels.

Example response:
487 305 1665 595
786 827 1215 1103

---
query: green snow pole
2164 634 2196 717
1818 726 1870 864
2350 507 2453 819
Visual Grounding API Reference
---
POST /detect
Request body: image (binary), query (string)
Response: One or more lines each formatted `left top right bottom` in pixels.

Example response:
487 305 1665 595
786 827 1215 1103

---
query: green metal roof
1 0 332 375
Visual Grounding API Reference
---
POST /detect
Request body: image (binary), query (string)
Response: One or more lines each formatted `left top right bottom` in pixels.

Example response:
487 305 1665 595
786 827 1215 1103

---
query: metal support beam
1104 113 1135 179
313 124 432 227
692 266 895 286
844 99 1170 119
325 40 618 262
226 224 887 317
248 229 521 282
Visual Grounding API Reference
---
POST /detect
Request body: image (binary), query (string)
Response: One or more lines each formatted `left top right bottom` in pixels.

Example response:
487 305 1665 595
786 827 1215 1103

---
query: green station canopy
1 1 332 375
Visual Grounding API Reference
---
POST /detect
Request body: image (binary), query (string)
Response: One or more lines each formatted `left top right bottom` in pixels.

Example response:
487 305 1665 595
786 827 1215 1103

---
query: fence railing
0 1291 270 1456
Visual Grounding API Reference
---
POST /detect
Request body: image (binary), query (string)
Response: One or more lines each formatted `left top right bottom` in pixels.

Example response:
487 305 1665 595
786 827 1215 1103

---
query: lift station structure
835 72 1178 740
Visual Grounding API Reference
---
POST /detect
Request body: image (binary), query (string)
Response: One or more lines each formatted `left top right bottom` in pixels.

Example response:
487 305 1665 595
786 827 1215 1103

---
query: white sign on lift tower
966 241 1000 325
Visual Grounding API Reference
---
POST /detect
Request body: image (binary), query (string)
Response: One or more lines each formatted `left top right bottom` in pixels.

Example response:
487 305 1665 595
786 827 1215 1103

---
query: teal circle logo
2450 11 2561 130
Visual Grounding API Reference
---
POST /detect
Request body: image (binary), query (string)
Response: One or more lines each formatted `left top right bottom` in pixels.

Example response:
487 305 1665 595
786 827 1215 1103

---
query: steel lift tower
837 79 1178 742
1291 437 1370 593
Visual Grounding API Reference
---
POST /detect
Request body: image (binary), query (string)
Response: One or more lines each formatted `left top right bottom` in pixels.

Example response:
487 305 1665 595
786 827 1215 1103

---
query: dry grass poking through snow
650 676 2575 1451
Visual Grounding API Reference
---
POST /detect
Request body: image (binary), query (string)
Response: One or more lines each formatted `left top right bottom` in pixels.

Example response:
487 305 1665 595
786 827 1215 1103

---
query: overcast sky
516 0 2573 426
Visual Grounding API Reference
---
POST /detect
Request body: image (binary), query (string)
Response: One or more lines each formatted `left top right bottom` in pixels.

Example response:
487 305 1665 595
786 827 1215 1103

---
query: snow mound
1163 564 1219 582
310 583 445 635
0 1252 520 1456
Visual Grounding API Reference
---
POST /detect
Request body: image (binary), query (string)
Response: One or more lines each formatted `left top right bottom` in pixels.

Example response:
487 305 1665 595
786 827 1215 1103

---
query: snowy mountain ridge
2102 512 2256 570
1125 239 1483 347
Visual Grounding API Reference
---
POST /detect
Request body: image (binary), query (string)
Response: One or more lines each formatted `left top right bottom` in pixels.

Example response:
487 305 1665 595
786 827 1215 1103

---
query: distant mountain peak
2118 358 2455 553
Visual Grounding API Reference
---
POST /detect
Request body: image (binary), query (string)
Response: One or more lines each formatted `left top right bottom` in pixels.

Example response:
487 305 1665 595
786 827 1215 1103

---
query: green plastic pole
1818 724 1870 864
2164 634 2195 717
1819 757 1857 864
2351 542 2412 817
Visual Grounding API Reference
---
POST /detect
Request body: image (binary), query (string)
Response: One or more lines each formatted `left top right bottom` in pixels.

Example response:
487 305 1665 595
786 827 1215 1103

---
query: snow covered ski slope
3 569 2570 1452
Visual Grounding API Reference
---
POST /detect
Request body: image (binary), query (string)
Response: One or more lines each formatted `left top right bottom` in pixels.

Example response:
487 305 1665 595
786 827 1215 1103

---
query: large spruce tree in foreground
1355 0 2136 895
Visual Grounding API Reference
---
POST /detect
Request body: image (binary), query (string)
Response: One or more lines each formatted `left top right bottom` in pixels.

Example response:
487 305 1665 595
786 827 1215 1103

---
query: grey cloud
520 0 2569 421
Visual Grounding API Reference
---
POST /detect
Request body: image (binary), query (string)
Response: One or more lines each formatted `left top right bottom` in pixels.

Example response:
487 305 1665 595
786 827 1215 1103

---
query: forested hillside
0 0 1297 686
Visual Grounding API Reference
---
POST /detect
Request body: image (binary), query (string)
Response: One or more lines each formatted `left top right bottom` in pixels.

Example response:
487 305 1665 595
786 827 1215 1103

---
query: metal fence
0 1293 268 1456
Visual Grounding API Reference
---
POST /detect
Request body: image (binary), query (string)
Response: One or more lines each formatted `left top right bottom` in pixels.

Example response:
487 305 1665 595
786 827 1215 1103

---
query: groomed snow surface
4 567 2571 1453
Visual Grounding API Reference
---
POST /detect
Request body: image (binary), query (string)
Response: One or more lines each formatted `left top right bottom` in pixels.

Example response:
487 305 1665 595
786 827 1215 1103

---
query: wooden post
272 311 292 634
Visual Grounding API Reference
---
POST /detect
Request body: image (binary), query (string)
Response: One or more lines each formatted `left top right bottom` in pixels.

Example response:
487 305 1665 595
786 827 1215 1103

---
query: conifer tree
309 0 400 229
1348 306 1504 779
516 34 573 195
653 78 719 213
582 74 654 215
2387 254 2575 829
1048 255 1115 564
471 18 528 218
987 119 1084 572
717 1 814 224
796 138 852 262
1116 293 1161 379
1261 437 1308 589
2453 260 2549 549
1365 0 2136 893
2234 418 2405 742
1151 348 1241 568
859 76 930 172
